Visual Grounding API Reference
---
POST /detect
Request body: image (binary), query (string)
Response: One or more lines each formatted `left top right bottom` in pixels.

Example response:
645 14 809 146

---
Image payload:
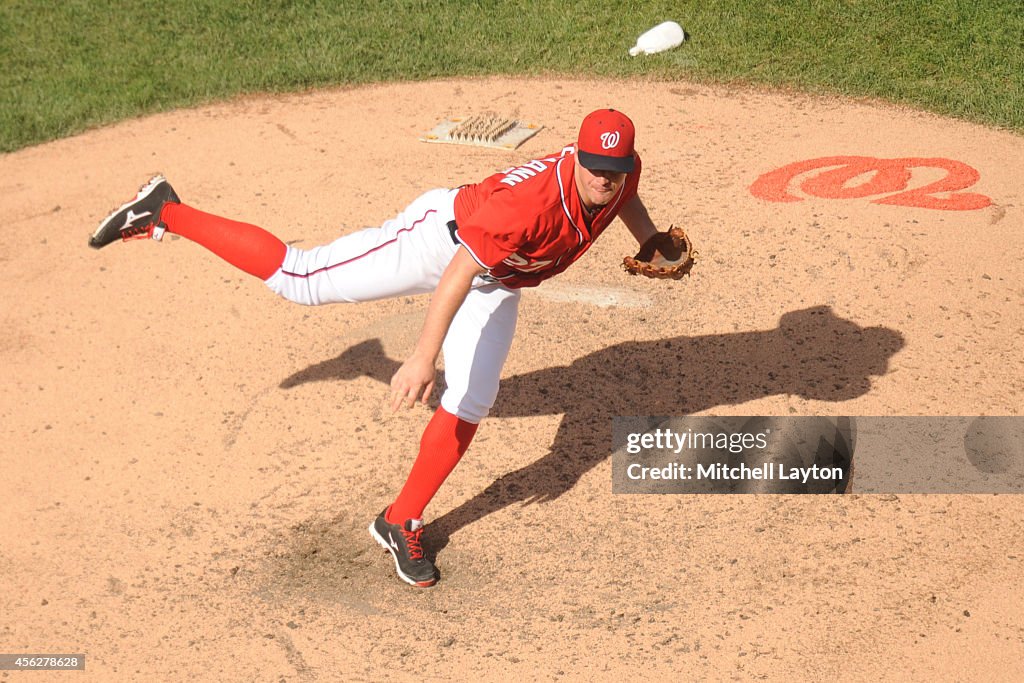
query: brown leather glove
623 226 696 280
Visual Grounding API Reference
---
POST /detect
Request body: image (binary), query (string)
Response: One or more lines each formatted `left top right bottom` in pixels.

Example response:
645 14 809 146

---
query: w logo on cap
600 131 621 150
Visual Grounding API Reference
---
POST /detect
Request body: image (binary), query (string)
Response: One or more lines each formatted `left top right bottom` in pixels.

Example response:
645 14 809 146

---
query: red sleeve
455 187 540 269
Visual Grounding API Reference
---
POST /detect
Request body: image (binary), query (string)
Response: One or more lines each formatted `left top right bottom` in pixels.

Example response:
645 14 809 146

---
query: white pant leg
264 188 459 304
440 284 521 423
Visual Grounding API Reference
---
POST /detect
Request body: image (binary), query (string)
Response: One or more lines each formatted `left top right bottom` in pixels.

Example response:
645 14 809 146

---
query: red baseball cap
577 108 636 173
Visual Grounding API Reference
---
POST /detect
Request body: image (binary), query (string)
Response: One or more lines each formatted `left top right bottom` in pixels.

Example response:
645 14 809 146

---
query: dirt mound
1 77 1021 679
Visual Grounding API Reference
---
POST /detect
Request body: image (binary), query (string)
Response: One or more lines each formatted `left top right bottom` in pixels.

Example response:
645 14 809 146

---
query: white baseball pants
263 188 520 423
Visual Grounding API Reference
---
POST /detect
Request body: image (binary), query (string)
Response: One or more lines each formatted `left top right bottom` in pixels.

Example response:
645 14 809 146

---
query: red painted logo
750 156 991 211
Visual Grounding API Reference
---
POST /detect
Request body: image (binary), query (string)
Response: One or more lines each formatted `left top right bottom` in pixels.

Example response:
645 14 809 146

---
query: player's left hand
390 353 436 411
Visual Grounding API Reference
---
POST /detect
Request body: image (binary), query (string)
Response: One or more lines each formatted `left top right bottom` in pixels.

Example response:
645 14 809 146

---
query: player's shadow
279 305 904 557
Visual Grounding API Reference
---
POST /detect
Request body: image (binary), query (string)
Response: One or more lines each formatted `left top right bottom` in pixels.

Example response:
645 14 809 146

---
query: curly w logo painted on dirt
751 156 991 210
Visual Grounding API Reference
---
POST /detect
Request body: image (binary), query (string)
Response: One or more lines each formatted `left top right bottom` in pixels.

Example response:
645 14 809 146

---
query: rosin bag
629 21 687 56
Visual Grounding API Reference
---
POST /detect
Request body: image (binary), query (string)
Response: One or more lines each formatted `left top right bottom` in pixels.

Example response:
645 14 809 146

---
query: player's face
576 160 627 209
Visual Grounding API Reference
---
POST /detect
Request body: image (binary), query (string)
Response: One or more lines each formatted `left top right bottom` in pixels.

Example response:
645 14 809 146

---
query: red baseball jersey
452 145 643 288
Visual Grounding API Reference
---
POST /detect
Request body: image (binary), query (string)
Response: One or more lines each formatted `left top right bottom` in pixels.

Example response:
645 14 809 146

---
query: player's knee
440 390 495 424
264 245 370 305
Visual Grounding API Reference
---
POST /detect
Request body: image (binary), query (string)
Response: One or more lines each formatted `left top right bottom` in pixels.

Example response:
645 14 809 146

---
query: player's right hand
389 353 437 411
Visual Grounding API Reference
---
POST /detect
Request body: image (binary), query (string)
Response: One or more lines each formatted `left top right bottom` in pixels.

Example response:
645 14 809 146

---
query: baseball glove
623 226 696 279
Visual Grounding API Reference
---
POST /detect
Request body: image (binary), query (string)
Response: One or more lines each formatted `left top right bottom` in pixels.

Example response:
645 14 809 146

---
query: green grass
1 0 1022 152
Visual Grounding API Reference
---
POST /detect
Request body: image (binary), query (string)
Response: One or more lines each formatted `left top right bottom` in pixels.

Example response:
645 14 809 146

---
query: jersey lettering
502 252 555 272
499 149 575 187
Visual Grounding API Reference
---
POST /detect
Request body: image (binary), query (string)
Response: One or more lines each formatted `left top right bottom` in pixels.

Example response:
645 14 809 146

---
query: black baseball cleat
89 175 180 249
368 509 438 587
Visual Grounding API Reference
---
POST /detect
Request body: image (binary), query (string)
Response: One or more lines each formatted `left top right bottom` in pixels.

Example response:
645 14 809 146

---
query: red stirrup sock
160 203 287 280
386 407 479 524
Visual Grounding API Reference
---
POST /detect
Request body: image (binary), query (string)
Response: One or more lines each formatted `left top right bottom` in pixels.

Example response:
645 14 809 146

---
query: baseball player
90 109 667 587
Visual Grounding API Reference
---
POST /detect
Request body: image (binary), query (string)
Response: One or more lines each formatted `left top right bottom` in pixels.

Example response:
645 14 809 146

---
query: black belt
446 220 460 245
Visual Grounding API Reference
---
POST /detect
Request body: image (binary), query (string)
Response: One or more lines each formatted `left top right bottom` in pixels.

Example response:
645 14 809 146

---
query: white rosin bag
629 21 687 56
